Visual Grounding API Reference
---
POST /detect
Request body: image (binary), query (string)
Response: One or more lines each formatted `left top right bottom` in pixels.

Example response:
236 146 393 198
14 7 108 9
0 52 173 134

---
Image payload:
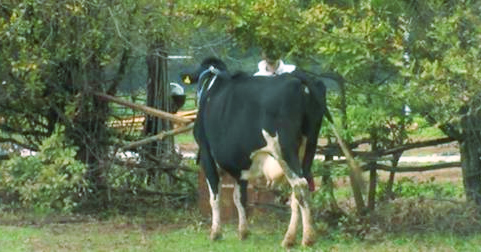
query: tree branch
424 113 463 141
122 123 194 150
375 137 455 156
319 137 456 160
95 92 192 124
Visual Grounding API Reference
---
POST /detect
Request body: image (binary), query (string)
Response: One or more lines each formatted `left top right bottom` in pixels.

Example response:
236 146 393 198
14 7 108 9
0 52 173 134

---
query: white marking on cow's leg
300 202 315 246
288 178 315 247
279 161 315 247
233 181 248 240
282 193 299 247
207 179 221 240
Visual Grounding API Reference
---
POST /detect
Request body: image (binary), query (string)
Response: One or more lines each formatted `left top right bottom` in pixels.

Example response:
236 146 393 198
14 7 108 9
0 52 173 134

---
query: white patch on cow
304 86 310 94
244 152 285 187
261 130 281 155
243 129 286 187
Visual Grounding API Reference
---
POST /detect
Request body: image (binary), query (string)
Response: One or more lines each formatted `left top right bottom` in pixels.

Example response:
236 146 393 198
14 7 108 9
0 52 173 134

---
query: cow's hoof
281 235 296 248
302 229 316 246
210 230 222 241
301 236 315 247
238 229 249 240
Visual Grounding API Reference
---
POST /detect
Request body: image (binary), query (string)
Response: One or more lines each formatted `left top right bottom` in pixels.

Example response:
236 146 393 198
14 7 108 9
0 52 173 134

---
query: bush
0 126 87 212
379 176 464 199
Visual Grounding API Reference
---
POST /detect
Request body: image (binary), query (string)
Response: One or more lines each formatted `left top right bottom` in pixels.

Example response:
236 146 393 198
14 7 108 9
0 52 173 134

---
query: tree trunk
66 56 110 193
367 135 378 211
144 40 177 187
145 40 174 157
460 107 481 205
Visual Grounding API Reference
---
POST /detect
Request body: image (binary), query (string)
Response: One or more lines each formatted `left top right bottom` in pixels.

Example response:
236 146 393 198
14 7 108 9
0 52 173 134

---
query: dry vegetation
372 198 481 235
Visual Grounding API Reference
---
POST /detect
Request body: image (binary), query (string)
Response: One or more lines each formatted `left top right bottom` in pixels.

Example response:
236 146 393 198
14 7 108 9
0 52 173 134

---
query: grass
1 197 481 252
175 132 195 145
408 116 447 139
1 218 481 251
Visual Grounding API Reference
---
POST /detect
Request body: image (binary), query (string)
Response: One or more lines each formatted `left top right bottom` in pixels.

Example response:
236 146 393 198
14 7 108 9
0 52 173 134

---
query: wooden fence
100 92 462 213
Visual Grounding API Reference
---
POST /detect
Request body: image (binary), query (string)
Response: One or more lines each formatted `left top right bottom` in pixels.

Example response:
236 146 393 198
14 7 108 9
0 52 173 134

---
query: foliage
1 0 480 210
0 0 139 148
186 0 481 207
378 176 463 199
188 0 481 141
0 126 87 212
0 0 201 204
104 159 197 197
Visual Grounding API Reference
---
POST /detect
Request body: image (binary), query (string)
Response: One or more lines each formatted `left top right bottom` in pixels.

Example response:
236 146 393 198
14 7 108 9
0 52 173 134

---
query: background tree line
0 0 480 212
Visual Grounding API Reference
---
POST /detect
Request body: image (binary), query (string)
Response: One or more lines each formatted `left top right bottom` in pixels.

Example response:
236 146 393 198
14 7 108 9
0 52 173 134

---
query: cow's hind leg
260 130 315 247
206 175 222 240
282 192 300 247
283 178 315 247
297 185 315 246
200 148 223 241
233 180 248 240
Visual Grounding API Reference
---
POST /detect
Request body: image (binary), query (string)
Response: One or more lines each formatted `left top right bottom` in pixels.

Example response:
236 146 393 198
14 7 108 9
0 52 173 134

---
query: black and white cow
169 82 186 113
187 57 331 247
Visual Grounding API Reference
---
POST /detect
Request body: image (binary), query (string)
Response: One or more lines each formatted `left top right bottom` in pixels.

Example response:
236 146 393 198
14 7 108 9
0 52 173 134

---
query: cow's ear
181 74 193 85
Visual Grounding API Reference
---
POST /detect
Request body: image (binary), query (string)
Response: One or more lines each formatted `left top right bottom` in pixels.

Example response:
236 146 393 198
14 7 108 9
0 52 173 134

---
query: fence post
460 107 481 205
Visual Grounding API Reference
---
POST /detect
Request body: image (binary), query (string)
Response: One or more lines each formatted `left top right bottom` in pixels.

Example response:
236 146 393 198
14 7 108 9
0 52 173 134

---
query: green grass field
1 218 480 251
1 197 481 252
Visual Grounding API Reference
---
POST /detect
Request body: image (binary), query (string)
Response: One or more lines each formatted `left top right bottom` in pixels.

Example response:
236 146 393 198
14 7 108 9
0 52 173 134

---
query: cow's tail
292 70 332 123
324 105 333 124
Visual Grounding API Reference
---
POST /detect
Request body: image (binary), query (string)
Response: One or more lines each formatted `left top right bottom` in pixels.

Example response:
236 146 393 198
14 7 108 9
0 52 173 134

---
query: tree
0 0 135 196
188 0 481 207
2 0 480 210
397 1 481 204
0 0 205 208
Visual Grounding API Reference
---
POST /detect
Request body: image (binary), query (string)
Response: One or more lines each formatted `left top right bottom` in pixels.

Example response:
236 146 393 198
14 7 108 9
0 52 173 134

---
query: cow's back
197 74 307 176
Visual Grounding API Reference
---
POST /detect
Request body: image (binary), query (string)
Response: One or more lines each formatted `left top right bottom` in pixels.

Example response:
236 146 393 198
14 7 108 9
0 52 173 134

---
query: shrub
0 126 87 212
379 176 464 199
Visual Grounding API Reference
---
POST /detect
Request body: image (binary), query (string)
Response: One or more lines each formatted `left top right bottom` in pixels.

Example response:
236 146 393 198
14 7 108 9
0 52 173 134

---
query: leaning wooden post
329 123 366 214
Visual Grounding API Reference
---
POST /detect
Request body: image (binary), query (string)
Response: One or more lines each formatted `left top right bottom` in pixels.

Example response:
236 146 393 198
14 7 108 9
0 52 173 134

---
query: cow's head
181 57 228 85
181 57 229 105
